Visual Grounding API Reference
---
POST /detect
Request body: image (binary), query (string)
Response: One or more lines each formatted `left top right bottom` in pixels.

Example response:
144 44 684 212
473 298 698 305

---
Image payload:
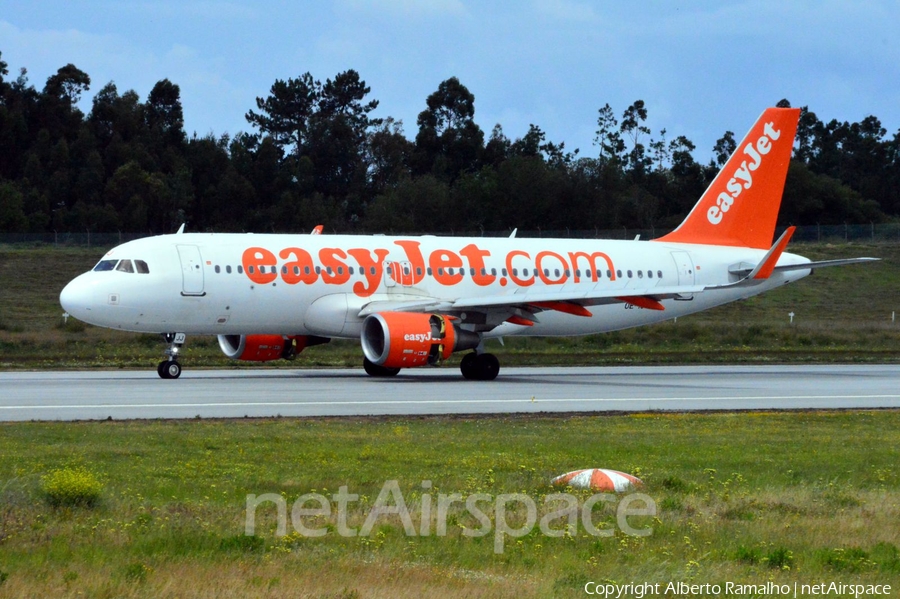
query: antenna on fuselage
176 223 186 234
509 228 517 239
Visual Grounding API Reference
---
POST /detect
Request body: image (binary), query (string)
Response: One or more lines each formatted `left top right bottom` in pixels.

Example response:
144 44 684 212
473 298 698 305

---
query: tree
245 73 318 156
414 77 484 180
620 100 651 175
593 103 624 164
44 64 90 106
145 79 185 146
712 131 736 167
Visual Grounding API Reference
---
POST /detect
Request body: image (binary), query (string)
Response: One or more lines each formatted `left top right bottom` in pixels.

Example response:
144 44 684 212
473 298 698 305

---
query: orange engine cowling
217 334 329 361
360 313 481 369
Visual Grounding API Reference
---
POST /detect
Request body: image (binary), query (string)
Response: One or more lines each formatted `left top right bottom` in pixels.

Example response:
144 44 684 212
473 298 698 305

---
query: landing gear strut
460 352 500 381
158 332 185 379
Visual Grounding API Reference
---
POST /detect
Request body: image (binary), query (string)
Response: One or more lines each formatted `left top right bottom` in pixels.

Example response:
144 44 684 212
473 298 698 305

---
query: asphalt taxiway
1 365 898 421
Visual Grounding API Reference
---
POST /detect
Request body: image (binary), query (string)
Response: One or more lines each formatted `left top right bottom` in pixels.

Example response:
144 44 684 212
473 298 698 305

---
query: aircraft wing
358 284 707 326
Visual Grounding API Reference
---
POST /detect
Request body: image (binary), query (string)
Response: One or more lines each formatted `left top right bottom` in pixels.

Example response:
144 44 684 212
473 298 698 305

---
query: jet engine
217 334 329 362
360 312 481 369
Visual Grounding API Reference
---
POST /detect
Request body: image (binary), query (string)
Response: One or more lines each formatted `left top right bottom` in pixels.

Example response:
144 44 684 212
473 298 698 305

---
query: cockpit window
93 259 118 272
135 260 150 274
116 260 135 273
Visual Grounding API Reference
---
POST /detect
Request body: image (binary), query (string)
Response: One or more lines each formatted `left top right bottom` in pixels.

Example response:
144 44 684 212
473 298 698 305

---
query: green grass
1 242 899 370
0 412 898 597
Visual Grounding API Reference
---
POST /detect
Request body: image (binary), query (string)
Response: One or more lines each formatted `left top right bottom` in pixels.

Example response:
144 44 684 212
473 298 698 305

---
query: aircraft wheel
460 352 479 380
476 353 500 381
158 360 182 379
363 357 400 377
461 352 500 381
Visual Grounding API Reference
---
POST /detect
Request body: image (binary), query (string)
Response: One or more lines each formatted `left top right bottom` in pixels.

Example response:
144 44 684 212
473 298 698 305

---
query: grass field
1 412 899 597
0 241 898 370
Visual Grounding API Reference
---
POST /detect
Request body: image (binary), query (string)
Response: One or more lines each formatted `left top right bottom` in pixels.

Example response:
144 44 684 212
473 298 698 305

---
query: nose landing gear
158 332 186 379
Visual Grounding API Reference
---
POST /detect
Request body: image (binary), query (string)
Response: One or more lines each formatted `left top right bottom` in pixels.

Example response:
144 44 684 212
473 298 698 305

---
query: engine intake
361 313 481 369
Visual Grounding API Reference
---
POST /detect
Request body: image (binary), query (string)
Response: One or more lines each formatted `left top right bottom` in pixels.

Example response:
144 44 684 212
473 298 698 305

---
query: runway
1 364 898 421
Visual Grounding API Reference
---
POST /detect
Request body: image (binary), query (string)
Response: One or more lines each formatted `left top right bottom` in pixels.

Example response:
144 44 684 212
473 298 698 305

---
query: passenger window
554 269 560 277
237 265 243 274
135 260 150 274
115 260 135 273
616 270 622 278
215 265 221 274
575 269 581 278
93 259 118 272
627 270 633 278
502 268 508 277
607 270 612 278
305 266 311 275
596 269 602 279
417 267 423 276
338 267 344 275
638 270 643 278
657 270 663 278
491 268 497 276
370 267 376 275
248 265 255 274
282 266 288 274
294 266 300 275
349 267 355 275
648 270 653 279
226 265 232 274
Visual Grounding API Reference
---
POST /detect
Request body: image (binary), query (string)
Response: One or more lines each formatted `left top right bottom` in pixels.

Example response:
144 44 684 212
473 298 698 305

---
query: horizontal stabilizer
728 257 880 278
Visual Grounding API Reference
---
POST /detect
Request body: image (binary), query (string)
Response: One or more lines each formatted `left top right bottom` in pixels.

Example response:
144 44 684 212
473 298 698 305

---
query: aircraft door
177 244 205 296
670 251 695 299
384 261 413 288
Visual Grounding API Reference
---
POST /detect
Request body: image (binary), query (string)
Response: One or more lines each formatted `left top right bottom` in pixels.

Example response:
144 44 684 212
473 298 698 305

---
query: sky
1 1 898 162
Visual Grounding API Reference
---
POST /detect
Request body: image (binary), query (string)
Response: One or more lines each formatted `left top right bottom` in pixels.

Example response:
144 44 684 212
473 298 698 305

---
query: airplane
59 107 877 380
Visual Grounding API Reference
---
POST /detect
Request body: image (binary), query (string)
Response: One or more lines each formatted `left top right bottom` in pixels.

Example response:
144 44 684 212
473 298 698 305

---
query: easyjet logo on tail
707 121 782 225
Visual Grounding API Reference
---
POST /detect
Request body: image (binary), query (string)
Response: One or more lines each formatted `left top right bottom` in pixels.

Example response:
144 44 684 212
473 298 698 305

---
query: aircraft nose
60 276 93 318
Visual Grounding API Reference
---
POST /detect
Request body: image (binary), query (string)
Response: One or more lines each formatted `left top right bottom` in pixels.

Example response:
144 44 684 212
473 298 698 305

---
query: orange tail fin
654 107 800 249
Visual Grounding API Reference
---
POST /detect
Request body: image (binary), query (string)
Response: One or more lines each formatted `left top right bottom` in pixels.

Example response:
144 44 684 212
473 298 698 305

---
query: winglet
654 107 800 249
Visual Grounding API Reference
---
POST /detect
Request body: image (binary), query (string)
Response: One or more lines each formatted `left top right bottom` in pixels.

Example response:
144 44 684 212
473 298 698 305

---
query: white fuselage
60 232 812 338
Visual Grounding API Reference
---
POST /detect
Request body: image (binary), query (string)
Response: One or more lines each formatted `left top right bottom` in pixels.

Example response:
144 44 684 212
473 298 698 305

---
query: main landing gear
460 352 500 381
158 332 185 379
